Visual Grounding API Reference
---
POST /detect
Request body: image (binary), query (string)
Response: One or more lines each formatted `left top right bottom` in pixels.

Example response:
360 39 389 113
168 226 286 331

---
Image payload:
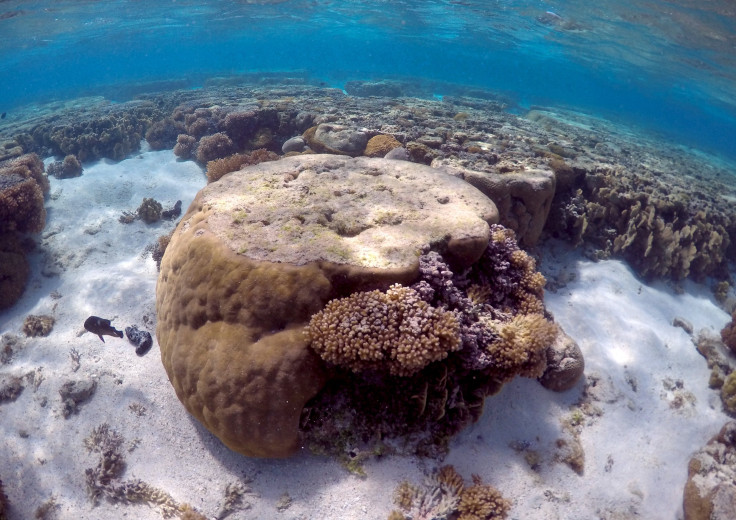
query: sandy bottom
0 146 732 519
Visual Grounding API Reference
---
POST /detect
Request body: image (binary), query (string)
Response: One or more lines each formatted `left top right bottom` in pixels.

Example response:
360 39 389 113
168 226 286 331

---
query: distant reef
1 77 735 314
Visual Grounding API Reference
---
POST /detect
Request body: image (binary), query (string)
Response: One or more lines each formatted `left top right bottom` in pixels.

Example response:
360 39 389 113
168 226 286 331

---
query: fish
84 316 124 342
1 112 5 119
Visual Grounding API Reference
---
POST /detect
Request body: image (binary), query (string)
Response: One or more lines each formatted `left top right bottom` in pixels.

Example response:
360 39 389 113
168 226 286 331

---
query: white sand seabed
0 146 732 519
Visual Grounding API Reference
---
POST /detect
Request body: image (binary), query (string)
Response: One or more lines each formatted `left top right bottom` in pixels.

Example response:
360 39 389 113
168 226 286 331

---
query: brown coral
137 198 162 223
173 134 196 159
364 134 402 157
0 175 45 233
457 475 511 520
47 154 83 179
485 314 557 379
721 312 736 355
206 149 280 183
195 132 233 164
0 232 30 310
306 284 461 377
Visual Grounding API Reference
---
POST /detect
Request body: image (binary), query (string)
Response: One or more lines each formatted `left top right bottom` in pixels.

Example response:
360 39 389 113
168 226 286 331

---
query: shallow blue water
1 0 735 159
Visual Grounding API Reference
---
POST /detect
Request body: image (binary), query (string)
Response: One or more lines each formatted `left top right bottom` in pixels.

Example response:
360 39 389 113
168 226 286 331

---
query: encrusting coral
306 284 461 376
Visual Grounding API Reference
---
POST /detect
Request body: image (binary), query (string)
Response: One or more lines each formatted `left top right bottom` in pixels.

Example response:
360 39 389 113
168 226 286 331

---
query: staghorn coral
721 312 736 355
173 134 196 159
306 284 461 377
195 132 234 164
457 475 511 520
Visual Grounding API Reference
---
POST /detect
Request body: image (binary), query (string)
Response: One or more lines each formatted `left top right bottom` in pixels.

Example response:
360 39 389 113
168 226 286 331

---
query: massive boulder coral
156 154 499 457
683 421 736 520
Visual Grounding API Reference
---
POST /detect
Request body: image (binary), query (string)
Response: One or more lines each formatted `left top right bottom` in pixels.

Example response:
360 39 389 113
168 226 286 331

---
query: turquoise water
1 0 735 159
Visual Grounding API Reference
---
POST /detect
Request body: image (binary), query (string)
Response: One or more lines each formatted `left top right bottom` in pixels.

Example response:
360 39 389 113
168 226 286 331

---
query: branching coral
206 148 280 183
145 118 186 150
173 134 196 159
195 132 234 164
457 475 511 520
47 154 83 179
484 313 558 379
390 466 510 520
306 284 461 376
0 233 30 310
137 198 162 223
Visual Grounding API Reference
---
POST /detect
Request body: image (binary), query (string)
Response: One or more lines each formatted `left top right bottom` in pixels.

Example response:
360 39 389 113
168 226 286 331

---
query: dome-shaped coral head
305 284 461 377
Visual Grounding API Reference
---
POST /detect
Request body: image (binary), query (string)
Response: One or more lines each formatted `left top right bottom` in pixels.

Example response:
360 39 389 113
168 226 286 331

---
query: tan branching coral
485 314 557 379
306 284 461 376
206 149 279 183
457 475 511 520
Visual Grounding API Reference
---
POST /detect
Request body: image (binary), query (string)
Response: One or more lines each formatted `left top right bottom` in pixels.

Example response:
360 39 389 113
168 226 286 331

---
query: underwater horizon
1 0 735 161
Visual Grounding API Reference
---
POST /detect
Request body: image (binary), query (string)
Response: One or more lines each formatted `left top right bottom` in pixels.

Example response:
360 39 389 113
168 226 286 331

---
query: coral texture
156 154 497 457
721 312 736 355
22 314 55 337
47 154 83 178
145 118 186 150
364 134 402 157
0 153 47 233
206 149 279 183
137 198 162 223
173 134 197 159
195 132 234 164
683 421 736 520
0 233 30 310
457 475 511 520
306 284 461 376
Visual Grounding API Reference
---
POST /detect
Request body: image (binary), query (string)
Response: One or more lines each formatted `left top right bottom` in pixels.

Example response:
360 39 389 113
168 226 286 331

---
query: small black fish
1 112 5 119
84 316 124 342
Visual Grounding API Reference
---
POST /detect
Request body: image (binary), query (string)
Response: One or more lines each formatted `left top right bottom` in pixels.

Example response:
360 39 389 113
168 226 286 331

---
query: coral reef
457 475 512 520
0 233 30 310
22 314 55 337
173 134 196 159
145 117 186 150
136 197 162 223
722 372 736 416
364 134 402 157
206 148 279 183
303 123 368 156
302 225 563 459
683 421 736 520
390 466 510 520
721 312 736 355
46 154 83 178
306 284 461 376
195 132 234 164
156 154 497 458
0 153 47 233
